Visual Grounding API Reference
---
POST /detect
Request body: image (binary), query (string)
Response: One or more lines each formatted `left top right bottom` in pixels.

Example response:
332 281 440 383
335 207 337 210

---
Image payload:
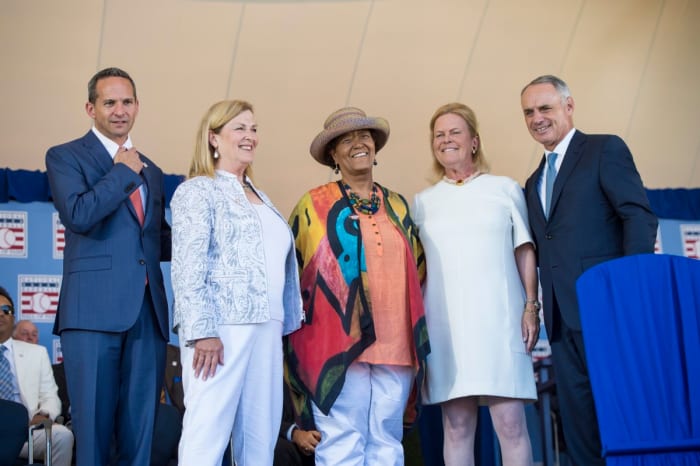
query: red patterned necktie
120 146 148 284
130 185 148 284
129 188 145 226
120 146 145 226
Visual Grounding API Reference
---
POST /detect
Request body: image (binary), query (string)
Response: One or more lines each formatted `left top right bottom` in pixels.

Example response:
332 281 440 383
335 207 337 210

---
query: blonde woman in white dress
412 102 540 466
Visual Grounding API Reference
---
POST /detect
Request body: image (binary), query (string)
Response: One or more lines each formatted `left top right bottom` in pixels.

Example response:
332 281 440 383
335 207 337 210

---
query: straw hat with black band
309 107 390 167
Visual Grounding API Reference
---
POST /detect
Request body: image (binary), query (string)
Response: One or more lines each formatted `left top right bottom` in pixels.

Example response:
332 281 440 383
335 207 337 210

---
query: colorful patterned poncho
285 181 430 430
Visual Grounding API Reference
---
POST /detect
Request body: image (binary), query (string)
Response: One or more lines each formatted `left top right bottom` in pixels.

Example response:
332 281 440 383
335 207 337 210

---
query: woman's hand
292 427 322 456
515 242 539 353
521 305 540 353
193 337 224 381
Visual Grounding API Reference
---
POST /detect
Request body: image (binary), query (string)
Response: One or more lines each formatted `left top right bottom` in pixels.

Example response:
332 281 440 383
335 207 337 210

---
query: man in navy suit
521 75 657 465
46 67 172 466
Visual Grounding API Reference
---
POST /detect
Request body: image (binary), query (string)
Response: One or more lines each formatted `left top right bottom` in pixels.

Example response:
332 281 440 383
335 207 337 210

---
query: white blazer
11 339 61 420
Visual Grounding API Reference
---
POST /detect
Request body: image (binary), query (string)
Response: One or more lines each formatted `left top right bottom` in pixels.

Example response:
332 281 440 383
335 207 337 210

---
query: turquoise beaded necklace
343 182 380 215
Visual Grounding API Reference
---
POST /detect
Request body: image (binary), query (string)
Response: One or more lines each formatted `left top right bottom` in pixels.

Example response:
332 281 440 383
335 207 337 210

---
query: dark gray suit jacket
525 130 657 337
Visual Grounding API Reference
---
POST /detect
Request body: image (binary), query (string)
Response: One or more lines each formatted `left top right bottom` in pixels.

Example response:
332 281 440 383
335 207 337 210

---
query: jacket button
545 234 553 240
139 259 146 265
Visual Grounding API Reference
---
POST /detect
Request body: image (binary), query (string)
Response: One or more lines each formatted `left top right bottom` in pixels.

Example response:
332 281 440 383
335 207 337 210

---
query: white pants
312 362 413 466
178 321 283 466
19 423 74 466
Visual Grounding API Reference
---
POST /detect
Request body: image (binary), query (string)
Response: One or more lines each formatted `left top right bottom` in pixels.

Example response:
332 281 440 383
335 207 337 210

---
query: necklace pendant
443 170 481 186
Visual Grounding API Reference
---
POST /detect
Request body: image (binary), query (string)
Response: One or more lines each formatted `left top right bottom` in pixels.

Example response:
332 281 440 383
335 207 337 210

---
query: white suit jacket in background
11 338 61 420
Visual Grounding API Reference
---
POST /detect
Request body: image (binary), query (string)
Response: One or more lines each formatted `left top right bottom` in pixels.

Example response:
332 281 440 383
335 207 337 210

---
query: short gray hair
521 75 571 103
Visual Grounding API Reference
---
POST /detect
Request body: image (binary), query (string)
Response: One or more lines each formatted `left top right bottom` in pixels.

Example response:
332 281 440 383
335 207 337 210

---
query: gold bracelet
524 298 540 309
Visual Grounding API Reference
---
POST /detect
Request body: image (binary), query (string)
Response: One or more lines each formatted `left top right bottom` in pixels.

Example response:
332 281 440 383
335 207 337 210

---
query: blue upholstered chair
577 254 700 465
0 399 28 465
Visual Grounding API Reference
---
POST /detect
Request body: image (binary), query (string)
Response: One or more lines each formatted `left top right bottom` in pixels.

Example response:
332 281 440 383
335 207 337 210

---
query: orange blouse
356 199 414 367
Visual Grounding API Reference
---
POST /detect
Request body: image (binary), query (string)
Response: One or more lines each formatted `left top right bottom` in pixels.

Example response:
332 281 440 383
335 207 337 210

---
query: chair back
0 399 29 465
577 254 700 465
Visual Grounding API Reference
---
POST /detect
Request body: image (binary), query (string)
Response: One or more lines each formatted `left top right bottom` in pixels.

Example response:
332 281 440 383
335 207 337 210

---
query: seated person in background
14 318 72 426
51 361 71 426
163 343 185 416
275 382 319 466
13 319 39 344
0 285 74 466
150 343 184 466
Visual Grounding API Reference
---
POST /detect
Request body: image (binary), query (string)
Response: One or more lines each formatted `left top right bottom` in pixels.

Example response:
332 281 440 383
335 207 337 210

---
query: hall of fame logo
0 211 28 258
654 226 663 254
680 224 700 259
52 339 63 364
17 275 61 323
52 212 65 259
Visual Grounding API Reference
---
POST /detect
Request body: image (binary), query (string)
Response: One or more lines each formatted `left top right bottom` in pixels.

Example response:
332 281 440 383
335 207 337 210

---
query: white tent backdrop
1 0 699 216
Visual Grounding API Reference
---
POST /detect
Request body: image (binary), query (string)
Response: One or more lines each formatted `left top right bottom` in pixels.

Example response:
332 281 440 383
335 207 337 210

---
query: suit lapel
528 157 547 224
81 131 115 176
549 130 586 218
11 341 29 397
140 160 153 226
82 131 149 226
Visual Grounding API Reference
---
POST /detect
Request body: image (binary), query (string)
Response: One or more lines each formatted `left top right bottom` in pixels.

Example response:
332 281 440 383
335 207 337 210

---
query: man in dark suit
521 75 658 465
46 67 172 466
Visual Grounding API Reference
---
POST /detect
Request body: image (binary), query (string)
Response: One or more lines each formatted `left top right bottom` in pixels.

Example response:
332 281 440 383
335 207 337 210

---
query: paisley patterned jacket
171 170 303 344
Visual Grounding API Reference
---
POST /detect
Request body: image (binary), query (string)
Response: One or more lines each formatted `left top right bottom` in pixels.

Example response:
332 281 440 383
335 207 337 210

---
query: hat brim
309 117 390 167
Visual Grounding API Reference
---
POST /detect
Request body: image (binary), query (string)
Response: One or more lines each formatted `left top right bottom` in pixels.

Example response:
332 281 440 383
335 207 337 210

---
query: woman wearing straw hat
285 107 430 465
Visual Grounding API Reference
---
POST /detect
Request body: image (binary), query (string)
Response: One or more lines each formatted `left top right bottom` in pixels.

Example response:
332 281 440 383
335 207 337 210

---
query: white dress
412 174 537 404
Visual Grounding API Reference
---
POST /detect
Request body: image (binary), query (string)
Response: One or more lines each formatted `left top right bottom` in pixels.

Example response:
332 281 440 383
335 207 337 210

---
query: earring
213 149 220 159
334 164 340 175
472 147 477 155
373 159 378 166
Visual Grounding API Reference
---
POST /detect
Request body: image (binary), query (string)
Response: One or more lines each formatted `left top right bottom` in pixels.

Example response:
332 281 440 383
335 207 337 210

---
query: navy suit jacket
46 131 172 339
524 130 657 336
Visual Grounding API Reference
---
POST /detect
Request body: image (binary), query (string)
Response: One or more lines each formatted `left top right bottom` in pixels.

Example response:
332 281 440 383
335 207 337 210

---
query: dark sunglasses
1 304 14 315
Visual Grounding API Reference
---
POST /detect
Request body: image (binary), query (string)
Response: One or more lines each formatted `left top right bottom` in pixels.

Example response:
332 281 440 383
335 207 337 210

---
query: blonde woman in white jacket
171 100 304 466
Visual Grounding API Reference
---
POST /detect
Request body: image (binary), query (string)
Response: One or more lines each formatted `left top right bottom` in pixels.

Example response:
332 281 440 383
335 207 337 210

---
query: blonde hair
428 102 490 182
188 100 256 181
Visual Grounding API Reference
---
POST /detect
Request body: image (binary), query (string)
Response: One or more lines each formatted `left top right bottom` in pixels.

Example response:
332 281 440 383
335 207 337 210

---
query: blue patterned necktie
0 345 16 400
545 152 559 218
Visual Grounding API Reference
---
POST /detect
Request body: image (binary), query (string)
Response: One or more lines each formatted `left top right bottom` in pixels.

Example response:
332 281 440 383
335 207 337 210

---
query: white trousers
178 321 283 466
312 362 413 466
19 423 74 466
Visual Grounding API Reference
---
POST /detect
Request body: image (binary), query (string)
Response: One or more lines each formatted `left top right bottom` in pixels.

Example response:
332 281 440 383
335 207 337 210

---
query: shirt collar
91 126 133 160
1 337 14 353
547 128 577 158
215 169 250 185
